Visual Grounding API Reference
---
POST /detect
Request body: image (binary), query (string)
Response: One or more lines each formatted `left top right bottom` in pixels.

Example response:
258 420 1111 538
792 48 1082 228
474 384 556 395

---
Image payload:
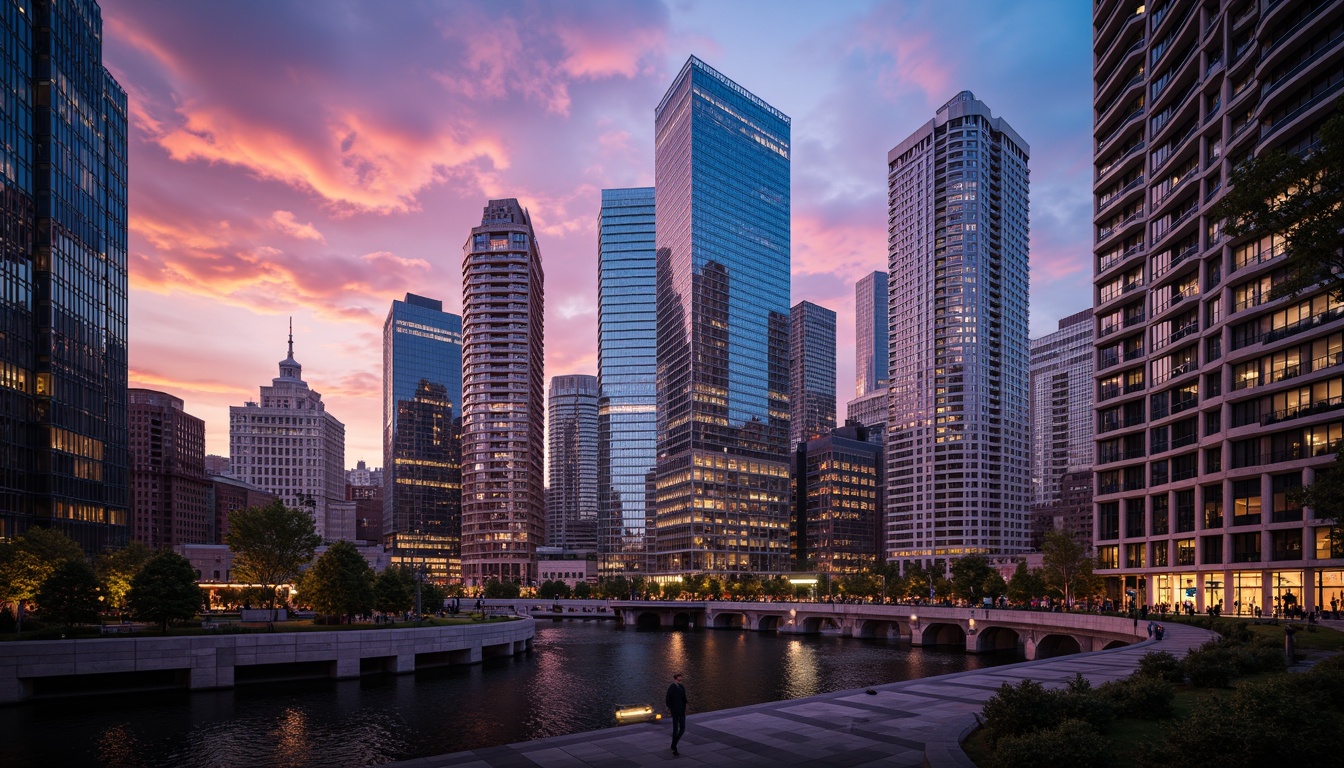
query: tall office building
652 56 792 576
790 301 837 450
886 91 1031 571
228 327 351 541
547 375 599 552
792 423 883 573
597 187 658 576
382 293 463 582
846 389 888 446
1092 0 1344 614
1030 309 1095 525
0 0 129 552
856 271 890 397
128 389 209 548
460 199 545 587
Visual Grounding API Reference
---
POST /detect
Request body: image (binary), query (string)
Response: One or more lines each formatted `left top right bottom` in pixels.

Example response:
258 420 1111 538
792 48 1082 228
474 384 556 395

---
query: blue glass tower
382 293 463 582
653 56 791 576
0 0 129 553
597 187 657 576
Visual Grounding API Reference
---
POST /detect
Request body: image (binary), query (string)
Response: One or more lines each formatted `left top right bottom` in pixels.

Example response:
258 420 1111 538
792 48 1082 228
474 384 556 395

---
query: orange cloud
270 210 326 242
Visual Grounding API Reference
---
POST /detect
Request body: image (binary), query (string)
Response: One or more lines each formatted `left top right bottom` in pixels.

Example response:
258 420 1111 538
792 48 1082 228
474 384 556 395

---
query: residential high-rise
128 389 209 548
652 56 792 576
597 187 658 576
790 301 837 451
547 375 599 552
382 294 463 582
886 91 1031 571
0 0 129 553
792 423 883 573
228 325 351 541
856 271 890 397
1030 308 1095 544
460 199 545 587
1092 1 1344 614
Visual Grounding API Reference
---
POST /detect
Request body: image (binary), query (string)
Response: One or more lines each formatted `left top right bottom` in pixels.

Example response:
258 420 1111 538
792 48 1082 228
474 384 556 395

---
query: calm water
2 621 1018 767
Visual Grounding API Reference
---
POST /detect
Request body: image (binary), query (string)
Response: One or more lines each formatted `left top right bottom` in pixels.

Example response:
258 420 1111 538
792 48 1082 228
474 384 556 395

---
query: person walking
665 672 688 756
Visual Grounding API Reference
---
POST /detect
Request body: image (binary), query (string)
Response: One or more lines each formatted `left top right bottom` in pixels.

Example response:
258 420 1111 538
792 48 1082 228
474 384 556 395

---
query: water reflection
1 622 1017 767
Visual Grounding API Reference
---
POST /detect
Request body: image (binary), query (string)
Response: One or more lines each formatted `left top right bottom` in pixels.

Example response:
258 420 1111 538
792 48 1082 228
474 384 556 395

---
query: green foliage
1136 650 1184 683
96 541 154 611
482 578 521 599
0 527 86 607
420 580 446 612
1181 641 1236 688
680 574 706 598
126 551 203 633
537 579 571 599
949 555 1005 604
1096 675 1174 720
991 719 1113 768
1296 452 1344 556
599 576 630 600
34 560 102 627
373 568 414 615
1040 529 1099 605
225 500 320 609
300 541 374 622
1005 561 1046 605
572 581 592 599
979 680 1062 746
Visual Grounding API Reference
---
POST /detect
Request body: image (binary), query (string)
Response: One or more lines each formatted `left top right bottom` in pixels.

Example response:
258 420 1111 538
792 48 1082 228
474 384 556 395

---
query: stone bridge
609 601 1141 660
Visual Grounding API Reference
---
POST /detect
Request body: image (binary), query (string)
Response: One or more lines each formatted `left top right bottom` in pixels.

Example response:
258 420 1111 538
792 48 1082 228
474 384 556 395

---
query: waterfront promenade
389 621 1218 768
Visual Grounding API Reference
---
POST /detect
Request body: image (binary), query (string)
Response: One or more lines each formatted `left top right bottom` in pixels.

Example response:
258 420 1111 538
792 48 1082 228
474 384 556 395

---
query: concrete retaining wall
0 618 534 704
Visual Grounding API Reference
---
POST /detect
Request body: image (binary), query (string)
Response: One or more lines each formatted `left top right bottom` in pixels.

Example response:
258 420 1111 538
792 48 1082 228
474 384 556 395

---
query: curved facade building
460 199 545 587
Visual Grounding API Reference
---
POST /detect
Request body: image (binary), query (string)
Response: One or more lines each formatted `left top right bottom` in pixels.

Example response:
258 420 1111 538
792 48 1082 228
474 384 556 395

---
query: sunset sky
104 0 1094 464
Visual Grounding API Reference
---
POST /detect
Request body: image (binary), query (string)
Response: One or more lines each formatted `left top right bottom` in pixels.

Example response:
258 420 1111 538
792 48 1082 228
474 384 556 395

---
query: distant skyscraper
548 375 599 551
653 56 792 575
460 199 545 587
383 293 463 582
129 389 209 548
597 187 657 576
0 0 129 553
790 301 837 451
886 91 1030 571
1030 309 1094 508
229 325 351 541
856 271 889 397
846 390 887 445
792 423 883 573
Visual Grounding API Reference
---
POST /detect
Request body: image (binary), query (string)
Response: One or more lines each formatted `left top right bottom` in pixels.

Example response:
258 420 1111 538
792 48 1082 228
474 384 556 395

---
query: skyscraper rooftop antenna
288 316 294 359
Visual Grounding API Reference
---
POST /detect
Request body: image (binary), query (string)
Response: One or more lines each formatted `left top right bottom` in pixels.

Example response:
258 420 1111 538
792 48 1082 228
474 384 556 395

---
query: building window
1125 543 1146 568
1232 532 1261 563
1232 479 1261 526
1098 545 1119 569
1202 534 1223 565
1271 529 1303 561
1271 472 1303 523
1176 538 1195 566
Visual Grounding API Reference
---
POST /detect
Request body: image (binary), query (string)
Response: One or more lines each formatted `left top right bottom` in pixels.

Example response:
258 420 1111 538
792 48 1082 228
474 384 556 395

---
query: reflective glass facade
887 91 1031 570
856 271 889 397
0 0 128 552
547 374 598 551
1030 309 1094 506
790 300 836 450
597 187 657 576
382 294 462 582
653 56 792 575
460 199 545 587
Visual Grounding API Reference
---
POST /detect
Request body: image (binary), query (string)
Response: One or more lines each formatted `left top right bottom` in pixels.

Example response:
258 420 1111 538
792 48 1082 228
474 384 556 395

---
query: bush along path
970 621 1344 768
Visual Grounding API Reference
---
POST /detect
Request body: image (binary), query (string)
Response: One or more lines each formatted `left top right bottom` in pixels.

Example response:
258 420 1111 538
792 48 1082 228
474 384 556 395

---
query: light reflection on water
3 621 1017 767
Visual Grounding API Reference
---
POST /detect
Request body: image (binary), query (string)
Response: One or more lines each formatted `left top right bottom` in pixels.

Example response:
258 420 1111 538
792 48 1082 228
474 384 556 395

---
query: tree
1208 111 1344 302
482 578 521 599
1296 452 1344 559
572 581 593 599
300 541 374 623
420 581 446 613
1041 530 1098 607
1006 561 1047 606
35 560 102 628
600 576 630 600
0 527 86 610
127 551 203 633
225 499 320 616
950 555 1005 605
373 568 414 615
96 541 153 612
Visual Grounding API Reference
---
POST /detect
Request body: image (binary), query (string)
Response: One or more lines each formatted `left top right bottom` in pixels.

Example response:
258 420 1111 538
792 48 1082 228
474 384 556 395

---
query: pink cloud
270 210 326 242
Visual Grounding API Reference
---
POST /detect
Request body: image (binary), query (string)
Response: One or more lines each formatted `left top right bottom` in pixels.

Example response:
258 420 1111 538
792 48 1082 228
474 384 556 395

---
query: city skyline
104 1 1094 462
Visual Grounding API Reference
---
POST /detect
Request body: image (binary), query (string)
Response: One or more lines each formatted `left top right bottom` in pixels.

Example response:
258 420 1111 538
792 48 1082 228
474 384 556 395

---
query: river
0 620 1019 767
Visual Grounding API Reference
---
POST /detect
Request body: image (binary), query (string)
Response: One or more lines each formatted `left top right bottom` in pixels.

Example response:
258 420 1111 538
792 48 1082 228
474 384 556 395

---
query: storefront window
1233 571 1262 616
1204 575 1224 614
1271 570 1303 618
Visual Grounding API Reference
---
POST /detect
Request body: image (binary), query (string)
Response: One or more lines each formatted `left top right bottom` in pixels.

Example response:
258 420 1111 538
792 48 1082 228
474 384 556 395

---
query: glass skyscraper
0 0 129 553
856 271 889 397
597 187 657 576
790 300 837 451
547 374 598 552
886 91 1031 571
460 199 545 587
653 56 792 576
382 293 463 582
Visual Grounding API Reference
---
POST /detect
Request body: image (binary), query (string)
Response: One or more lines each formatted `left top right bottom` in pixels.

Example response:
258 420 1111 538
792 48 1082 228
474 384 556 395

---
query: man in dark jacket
665 672 688 755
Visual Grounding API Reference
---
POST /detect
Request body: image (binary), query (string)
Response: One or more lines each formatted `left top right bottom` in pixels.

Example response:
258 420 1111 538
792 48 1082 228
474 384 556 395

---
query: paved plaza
389 622 1221 768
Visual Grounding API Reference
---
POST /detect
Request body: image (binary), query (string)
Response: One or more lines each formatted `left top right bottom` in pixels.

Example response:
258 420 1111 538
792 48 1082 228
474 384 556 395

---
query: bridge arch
709 612 747 629
856 619 903 641
1101 639 1130 650
756 615 783 631
799 616 841 634
916 622 965 646
971 625 1021 653
1034 633 1083 659
634 612 662 630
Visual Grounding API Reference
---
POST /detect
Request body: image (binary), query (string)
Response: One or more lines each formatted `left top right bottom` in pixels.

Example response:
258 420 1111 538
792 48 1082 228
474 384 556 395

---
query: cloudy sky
105 0 1094 464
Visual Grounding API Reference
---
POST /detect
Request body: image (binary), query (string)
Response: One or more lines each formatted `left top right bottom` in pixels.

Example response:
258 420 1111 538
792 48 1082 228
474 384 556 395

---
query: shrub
1097 674 1174 719
1182 643 1235 688
978 680 1061 746
1136 650 1183 683
991 719 1113 768
1056 689 1115 731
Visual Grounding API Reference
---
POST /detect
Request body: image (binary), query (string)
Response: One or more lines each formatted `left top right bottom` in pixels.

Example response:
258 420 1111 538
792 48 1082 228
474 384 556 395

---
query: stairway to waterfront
388 622 1219 768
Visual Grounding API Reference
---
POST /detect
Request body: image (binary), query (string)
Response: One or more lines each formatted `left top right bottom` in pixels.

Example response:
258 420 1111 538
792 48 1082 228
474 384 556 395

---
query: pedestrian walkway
388 623 1218 768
